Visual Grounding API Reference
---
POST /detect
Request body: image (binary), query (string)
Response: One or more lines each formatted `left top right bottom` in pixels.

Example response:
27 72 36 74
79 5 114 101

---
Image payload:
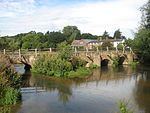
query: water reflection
134 67 150 113
13 65 150 113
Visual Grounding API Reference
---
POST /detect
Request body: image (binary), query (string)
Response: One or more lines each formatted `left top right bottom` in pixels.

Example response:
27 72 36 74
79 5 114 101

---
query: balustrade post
96 47 99 52
86 47 88 52
75 47 77 53
116 47 118 53
19 49 21 59
49 48 52 52
35 49 38 57
4 49 6 55
106 46 109 52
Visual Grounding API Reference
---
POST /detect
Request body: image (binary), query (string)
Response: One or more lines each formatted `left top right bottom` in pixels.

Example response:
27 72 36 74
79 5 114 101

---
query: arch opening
101 59 109 66
118 56 125 65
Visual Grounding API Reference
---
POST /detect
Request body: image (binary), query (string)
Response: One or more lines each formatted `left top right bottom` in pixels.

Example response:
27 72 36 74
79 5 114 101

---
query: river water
10 65 150 113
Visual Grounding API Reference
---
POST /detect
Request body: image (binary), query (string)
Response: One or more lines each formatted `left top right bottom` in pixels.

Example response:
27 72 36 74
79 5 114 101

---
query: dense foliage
126 0 150 64
0 54 21 105
32 43 90 77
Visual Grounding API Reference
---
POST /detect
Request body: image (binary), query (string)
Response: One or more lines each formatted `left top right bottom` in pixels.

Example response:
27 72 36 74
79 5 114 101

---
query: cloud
0 0 148 38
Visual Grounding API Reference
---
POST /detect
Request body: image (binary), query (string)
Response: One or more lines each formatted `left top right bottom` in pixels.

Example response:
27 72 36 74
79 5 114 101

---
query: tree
46 31 66 48
101 41 113 49
102 30 109 39
62 26 81 43
113 29 122 39
140 0 150 30
133 0 150 63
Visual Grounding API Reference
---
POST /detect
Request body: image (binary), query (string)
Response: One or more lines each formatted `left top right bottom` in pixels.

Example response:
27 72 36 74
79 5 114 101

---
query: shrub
130 61 137 68
71 57 87 70
0 54 21 105
112 56 119 68
0 87 21 105
57 41 73 61
89 64 99 69
32 53 73 76
117 43 124 50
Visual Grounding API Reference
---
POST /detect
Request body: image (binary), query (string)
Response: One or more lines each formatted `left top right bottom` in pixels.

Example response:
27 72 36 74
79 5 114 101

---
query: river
9 65 150 113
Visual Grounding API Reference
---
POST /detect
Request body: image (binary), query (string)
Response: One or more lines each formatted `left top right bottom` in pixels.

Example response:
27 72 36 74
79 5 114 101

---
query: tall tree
133 0 150 63
62 26 81 43
102 30 109 39
113 29 122 39
46 31 66 48
141 0 150 30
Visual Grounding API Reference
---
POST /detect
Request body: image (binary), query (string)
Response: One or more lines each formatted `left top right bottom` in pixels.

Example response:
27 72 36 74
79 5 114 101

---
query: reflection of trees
58 87 72 105
27 74 85 105
87 66 136 82
134 70 150 113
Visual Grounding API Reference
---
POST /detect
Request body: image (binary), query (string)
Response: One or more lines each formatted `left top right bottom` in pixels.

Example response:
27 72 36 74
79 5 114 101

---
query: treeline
0 26 124 50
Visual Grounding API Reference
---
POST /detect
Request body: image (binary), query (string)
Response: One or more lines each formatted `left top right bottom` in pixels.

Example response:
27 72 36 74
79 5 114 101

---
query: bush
130 61 137 68
112 56 119 68
0 87 21 105
0 54 21 105
32 53 73 76
117 43 123 50
32 53 92 78
89 64 99 69
57 41 73 61
71 57 87 70
32 43 92 78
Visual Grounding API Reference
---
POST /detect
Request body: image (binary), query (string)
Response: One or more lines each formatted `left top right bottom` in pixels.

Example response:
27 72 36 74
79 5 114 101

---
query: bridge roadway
0 49 136 67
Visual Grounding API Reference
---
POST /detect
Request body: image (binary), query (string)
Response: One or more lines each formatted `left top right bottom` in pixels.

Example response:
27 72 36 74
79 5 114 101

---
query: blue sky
0 0 147 38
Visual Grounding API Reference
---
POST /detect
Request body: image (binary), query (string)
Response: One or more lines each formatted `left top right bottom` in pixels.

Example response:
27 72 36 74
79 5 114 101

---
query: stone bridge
0 49 136 68
75 51 135 67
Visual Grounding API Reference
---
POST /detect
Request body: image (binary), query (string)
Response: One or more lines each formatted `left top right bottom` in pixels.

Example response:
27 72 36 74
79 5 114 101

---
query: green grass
89 64 99 69
67 67 92 78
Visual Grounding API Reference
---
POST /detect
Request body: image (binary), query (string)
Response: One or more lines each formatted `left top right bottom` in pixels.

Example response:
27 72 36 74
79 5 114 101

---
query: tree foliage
132 0 150 63
62 26 81 43
102 30 109 39
114 29 122 39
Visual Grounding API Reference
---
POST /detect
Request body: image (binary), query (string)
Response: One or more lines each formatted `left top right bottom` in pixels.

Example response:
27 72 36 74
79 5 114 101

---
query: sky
0 0 148 38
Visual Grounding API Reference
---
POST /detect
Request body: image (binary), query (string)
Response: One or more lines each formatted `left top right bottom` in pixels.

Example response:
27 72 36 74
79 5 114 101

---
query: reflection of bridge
0 48 136 67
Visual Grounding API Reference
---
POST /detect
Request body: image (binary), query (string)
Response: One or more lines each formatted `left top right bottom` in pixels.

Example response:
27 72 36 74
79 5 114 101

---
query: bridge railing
0 46 133 56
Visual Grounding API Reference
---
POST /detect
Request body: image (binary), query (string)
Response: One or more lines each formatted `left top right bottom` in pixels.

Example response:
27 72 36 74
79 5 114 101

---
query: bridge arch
101 59 109 66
